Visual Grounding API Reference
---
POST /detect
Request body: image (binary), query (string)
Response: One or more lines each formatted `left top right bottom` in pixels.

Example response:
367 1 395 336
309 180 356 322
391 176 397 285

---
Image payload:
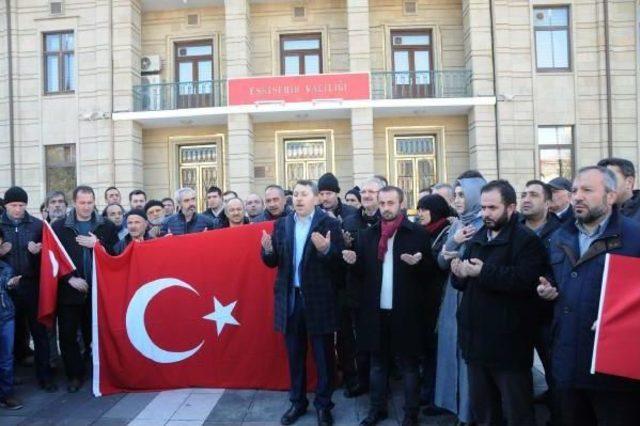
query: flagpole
92 248 102 397
590 253 611 375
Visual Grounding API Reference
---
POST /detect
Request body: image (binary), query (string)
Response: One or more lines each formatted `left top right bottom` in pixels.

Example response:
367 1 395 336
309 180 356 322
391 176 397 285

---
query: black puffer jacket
0 211 43 297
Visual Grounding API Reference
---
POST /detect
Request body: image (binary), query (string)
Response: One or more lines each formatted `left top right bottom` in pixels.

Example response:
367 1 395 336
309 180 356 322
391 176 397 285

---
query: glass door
283 139 327 190
391 30 433 98
175 41 214 108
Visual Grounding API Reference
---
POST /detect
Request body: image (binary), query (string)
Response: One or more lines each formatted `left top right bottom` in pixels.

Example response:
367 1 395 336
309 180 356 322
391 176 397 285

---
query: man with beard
245 193 265 222
128 190 147 211
450 179 547 426
254 185 289 222
343 186 434 426
597 157 640 222
539 166 640 425
317 173 358 221
161 197 175 216
102 203 127 240
144 200 165 238
45 191 68 224
162 188 216 235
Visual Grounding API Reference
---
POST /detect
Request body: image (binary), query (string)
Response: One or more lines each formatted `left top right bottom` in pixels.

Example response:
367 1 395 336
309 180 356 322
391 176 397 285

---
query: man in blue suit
261 180 344 426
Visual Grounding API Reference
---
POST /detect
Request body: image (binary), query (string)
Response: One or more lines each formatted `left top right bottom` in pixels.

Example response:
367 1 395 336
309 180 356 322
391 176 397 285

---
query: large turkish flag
591 254 640 380
93 222 307 396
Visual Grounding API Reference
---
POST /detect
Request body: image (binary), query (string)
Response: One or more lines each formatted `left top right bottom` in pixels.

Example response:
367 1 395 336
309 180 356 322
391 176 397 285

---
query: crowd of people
0 158 639 426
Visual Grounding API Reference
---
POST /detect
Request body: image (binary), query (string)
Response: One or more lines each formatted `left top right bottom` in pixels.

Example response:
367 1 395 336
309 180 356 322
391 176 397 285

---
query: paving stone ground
0 364 549 425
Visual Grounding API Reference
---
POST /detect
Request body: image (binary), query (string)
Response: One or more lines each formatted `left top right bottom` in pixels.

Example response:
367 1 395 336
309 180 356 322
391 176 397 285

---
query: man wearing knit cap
144 200 166 238
114 209 150 254
0 186 57 393
317 173 357 221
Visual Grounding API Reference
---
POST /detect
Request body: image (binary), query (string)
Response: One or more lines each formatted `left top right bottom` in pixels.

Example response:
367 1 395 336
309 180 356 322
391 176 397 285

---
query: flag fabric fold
38 220 76 328
591 253 640 380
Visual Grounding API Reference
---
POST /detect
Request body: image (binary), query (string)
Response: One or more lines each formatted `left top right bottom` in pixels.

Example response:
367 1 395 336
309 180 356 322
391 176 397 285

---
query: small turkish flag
93 222 316 396
38 220 76 328
591 254 640 380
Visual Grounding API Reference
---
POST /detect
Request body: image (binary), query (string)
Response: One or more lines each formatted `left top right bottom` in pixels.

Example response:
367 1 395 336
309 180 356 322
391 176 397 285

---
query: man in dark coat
254 184 290 222
340 178 384 398
0 187 56 392
52 185 118 393
450 179 547 426
343 186 435 426
598 157 640 223
519 179 562 422
538 166 640 425
261 180 344 426
161 187 216 235
548 177 575 224
201 186 226 222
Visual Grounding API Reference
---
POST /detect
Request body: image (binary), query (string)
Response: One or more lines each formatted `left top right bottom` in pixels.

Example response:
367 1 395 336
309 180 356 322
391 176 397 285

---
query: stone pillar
347 0 375 183
351 108 375 184
111 0 143 199
468 105 498 180
227 113 254 197
224 0 254 195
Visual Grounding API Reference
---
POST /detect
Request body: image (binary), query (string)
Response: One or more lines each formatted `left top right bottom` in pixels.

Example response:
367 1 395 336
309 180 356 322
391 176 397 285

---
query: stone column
224 0 254 195
347 0 375 183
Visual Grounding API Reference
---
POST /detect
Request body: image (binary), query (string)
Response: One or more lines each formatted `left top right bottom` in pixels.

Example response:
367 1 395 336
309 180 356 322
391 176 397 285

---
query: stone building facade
1 0 638 210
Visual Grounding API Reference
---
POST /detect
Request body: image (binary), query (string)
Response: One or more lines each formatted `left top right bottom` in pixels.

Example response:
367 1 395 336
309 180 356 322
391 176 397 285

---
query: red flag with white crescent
92 222 317 396
38 220 76 328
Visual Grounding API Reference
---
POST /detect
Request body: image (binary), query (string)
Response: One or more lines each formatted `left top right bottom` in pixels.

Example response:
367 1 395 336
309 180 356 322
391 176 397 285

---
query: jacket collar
0 211 34 225
519 211 561 239
64 209 104 229
470 213 518 246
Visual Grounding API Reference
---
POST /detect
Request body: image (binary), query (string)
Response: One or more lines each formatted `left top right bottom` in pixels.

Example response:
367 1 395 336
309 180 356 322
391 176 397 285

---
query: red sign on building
228 72 370 106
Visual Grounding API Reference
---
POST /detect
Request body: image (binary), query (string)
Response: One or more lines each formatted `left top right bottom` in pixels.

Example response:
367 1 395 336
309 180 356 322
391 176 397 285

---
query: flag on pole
38 220 76 328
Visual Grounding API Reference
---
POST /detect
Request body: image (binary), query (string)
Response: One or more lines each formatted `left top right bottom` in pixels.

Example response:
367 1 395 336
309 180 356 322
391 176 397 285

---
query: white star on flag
203 297 240 336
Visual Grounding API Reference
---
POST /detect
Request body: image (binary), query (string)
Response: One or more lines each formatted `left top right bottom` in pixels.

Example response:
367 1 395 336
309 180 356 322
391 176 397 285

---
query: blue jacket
160 212 216 236
0 260 15 322
549 208 640 391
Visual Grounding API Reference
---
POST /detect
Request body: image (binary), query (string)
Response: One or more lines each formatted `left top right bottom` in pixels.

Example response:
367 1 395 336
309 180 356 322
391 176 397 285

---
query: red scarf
425 217 449 235
378 214 404 261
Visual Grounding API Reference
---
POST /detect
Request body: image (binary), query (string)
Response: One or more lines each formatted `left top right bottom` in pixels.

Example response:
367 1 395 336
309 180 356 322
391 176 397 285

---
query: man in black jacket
343 186 435 426
598 157 640 223
451 180 547 426
52 185 118 393
261 180 343 426
0 186 56 392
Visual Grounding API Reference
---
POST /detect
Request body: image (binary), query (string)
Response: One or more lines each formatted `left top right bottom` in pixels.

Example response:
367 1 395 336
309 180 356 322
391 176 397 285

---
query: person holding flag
539 166 640 425
51 185 118 393
0 186 56 393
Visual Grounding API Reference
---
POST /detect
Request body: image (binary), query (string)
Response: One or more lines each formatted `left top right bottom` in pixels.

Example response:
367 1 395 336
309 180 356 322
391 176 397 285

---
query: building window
392 135 437 209
45 144 76 200
280 33 322 75
534 6 570 71
391 29 433 98
538 126 574 181
43 31 75 93
175 40 214 108
284 139 326 189
178 144 220 212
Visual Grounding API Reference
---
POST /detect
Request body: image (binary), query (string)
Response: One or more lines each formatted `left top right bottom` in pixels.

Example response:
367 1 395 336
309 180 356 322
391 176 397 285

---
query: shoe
343 383 368 398
67 378 82 393
359 410 388 426
40 380 58 393
316 408 333 426
0 396 23 410
401 415 419 426
280 403 307 425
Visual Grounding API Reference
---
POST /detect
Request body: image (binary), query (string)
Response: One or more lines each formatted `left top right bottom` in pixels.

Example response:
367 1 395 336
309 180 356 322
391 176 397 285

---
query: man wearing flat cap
548 177 575 224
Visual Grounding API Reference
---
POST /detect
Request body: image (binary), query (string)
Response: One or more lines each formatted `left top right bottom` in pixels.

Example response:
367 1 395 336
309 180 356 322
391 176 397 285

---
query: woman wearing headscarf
416 194 454 415
434 176 486 425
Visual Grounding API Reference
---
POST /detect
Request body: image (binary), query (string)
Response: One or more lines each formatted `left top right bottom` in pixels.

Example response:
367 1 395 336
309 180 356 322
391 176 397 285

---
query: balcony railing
370 70 472 100
133 80 227 112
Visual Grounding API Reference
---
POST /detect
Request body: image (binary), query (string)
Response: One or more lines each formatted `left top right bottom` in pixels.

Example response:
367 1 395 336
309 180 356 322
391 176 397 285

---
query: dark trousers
467 363 535 426
420 332 437 404
336 305 359 387
534 322 559 424
369 310 420 418
58 303 91 381
11 291 52 383
285 289 334 410
557 388 640 426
